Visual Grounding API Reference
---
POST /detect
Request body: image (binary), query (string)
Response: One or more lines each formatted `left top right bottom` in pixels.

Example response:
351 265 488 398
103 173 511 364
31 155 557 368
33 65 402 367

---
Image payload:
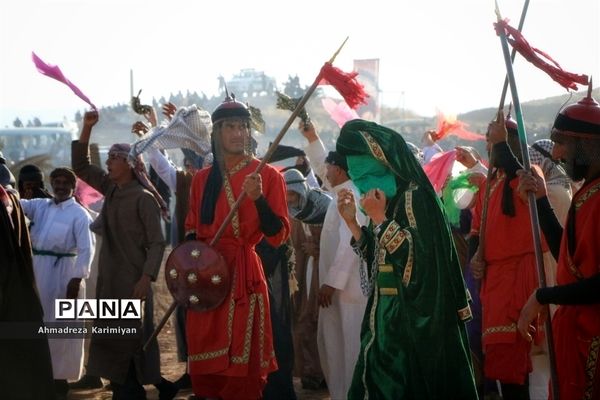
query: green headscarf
347 154 397 198
336 119 436 198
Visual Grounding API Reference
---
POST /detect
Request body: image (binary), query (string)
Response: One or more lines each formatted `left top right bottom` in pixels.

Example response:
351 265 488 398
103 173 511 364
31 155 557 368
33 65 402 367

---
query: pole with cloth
494 2 559 398
476 0 529 274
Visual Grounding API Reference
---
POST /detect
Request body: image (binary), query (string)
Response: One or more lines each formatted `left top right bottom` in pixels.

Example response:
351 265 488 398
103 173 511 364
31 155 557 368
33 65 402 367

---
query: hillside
458 88 600 135
4 86 597 173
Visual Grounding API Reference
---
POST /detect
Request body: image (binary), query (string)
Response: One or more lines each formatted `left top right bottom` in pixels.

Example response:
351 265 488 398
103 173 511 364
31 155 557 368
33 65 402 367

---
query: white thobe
305 138 369 399
21 197 95 380
316 181 368 399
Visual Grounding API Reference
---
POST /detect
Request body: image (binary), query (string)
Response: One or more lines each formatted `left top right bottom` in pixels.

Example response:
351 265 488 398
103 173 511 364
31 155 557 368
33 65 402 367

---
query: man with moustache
19 167 95 399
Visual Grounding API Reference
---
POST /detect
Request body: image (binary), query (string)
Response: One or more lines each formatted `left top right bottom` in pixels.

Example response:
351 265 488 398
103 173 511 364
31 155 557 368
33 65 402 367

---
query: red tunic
471 170 546 384
552 177 600 400
184 158 290 400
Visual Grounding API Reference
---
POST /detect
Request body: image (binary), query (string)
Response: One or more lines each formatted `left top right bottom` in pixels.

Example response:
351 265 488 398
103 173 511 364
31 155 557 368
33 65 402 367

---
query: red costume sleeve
184 168 207 235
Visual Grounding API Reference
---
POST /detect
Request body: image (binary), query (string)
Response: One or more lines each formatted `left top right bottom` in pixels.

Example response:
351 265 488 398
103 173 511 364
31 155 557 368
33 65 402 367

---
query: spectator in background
20 167 95 400
316 151 368 400
294 121 368 399
18 164 52 199
72 110 176 400
283 168 330 390
528 139 572 226
421 129 444 164
131 102 212 391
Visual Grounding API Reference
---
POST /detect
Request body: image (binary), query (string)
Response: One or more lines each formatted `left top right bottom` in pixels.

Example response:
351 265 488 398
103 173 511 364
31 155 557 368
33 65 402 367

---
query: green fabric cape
337 119 477 400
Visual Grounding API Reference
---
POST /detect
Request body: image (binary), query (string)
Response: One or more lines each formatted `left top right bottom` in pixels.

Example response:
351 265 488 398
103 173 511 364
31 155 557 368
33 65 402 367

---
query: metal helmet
165 240 231 311
553 79 600 138
211 93 251 124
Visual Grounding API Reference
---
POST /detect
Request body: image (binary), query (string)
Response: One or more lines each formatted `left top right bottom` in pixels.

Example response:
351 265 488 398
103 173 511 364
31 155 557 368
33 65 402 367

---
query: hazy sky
1 0 598 127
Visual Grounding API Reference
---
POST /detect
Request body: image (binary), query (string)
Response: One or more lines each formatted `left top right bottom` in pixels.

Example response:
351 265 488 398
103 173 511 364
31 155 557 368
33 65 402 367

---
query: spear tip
494 0 502 20
328 36 349 64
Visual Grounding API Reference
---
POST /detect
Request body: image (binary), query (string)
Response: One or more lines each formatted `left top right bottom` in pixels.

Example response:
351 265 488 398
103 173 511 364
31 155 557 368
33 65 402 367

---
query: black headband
553 113 600 135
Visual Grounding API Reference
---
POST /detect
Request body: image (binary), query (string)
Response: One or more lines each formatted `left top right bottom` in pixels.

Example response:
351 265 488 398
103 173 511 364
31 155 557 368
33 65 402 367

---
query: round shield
165 240 231 312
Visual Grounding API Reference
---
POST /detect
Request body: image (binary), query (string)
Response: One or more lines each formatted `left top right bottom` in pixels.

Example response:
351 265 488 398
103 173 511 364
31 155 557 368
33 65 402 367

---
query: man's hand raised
488 110 508 145
83 110 99 128
298 120 318 143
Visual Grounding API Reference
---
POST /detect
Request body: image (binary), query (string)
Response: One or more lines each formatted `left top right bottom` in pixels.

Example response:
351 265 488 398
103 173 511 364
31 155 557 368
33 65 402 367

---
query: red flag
318 63 369 109
494 20 589 91
434 111 485 141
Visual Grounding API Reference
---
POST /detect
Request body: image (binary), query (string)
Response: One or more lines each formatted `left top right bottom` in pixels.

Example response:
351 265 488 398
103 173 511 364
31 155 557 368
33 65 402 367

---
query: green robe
337 119 478 400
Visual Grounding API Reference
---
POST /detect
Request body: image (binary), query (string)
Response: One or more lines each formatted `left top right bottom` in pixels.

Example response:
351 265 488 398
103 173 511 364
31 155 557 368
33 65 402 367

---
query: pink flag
75 178 103 208
31 52 96 109
321 98 360 127
423 149 456 194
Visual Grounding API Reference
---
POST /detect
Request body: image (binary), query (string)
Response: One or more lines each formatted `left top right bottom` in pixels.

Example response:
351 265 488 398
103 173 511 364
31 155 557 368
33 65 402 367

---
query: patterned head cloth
528 139 571 188
528 139 554 166
283 168 331 224
130 104 213 159
109 143 169 219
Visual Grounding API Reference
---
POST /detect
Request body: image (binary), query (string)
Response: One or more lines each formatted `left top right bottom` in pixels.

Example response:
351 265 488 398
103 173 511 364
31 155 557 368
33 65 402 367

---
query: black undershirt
535 196 599 305
254 195 283 237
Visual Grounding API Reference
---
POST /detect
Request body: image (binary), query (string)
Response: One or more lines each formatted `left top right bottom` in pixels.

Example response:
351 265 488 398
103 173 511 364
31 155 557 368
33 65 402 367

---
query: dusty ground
68 247 330 400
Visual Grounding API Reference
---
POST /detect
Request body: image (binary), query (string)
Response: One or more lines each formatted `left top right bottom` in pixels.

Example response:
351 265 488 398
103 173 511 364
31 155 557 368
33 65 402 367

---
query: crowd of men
0 85 599 400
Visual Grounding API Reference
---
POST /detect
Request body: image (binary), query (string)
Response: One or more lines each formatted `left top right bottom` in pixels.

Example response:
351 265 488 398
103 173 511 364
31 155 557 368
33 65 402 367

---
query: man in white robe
301 123 368 400
20 167 95 399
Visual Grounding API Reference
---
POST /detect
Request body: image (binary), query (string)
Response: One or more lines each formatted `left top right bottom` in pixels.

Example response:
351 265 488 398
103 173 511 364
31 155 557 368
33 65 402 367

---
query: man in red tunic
517 87 600 400
184 95 290 400
470 111 546 398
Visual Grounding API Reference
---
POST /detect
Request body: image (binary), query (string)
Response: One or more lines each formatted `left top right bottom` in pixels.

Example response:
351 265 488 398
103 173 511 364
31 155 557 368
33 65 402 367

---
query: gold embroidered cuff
379 220 400 246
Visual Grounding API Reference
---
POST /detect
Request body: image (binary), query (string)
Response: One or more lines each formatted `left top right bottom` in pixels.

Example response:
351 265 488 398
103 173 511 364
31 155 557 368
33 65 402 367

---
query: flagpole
477 0 529 271
495 2 559 398
144 37 350 351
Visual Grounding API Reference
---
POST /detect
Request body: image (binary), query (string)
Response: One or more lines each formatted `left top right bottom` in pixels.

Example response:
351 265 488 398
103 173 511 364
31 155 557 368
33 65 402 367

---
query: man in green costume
336 119 478 399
